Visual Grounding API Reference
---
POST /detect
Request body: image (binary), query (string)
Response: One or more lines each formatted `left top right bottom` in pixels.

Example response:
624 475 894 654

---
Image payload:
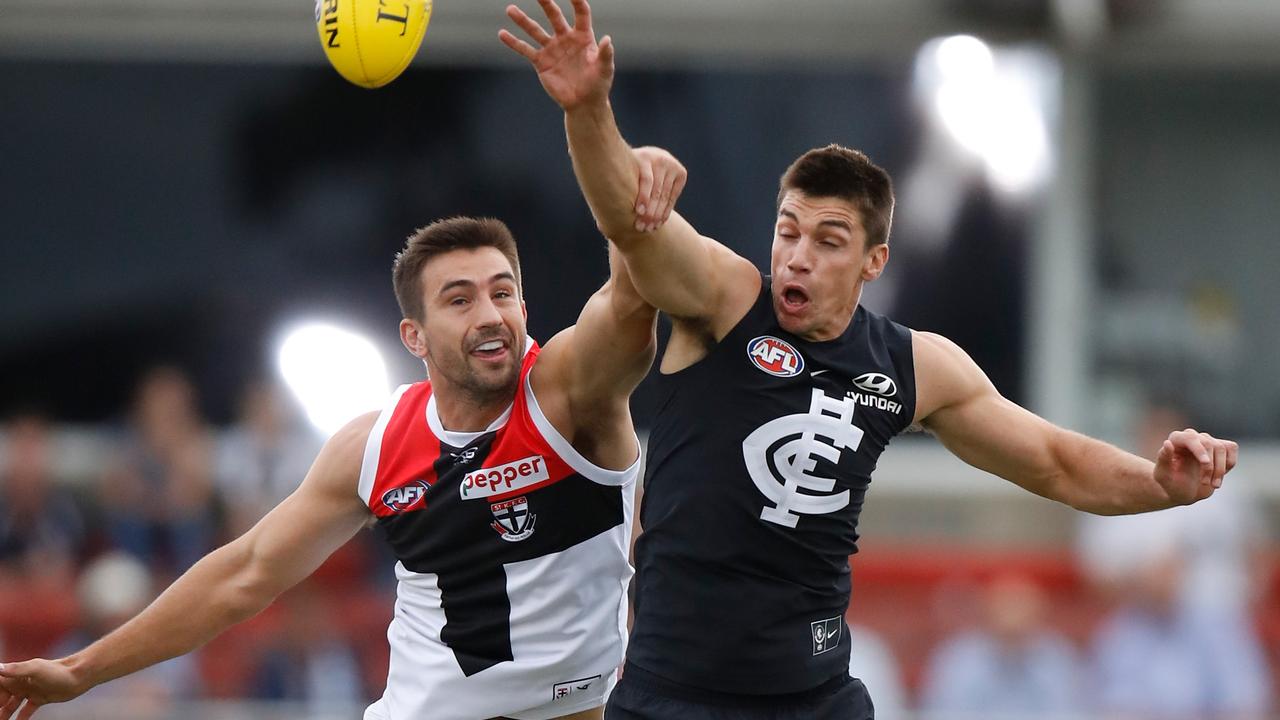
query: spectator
249 588 365 713
215 380 321 536
1078 403 1273 719
847 624 907 720
98 366 219 577
920 573 1082 718
1088 535 1207 719
0 414 85 580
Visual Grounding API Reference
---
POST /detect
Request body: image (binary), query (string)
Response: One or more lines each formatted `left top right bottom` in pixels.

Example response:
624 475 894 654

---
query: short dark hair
777 144 895 247
392 217 522 321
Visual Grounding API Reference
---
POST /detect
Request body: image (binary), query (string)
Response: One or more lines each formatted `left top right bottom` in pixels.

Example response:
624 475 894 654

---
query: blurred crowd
859 403 1278 720
0 366 389 717
1 371 1276 719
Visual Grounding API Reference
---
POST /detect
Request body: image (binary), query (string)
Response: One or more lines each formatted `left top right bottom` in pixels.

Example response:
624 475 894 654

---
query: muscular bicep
238 414 375 595
614 211 759 327
914 332 1065 500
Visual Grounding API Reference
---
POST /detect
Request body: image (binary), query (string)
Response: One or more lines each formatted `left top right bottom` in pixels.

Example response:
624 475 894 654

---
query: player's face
770 192 887 341
414 247 527 403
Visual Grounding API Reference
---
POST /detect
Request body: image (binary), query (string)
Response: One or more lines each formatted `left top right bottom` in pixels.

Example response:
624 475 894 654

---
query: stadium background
1 0 1278 718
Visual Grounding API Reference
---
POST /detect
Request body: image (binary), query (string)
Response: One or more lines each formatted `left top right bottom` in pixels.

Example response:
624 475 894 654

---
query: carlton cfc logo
747 336 805 377
382 480 429 513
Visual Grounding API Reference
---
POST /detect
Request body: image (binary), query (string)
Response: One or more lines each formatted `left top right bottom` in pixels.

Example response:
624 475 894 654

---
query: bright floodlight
981 73 1051 193
918 35 1053 194
934 35 994 84
278 322 391 436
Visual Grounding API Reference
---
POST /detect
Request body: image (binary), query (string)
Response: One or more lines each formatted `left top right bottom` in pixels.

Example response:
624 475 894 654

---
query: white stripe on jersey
358 383 411 506
371 524 632 720
523 373 640 488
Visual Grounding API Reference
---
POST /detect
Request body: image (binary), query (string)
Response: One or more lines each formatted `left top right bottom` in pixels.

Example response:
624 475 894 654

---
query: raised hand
1153 428 1238 505
632 147 688 232
499 0 614 111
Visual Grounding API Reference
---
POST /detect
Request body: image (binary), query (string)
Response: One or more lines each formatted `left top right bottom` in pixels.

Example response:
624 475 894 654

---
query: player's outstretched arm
500 0 757 327
530 242 655 470
913 331 1237 515
528 152 689 469
0 415 376 719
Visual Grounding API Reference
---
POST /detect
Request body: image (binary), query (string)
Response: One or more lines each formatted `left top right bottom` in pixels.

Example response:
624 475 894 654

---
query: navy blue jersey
629 276 916 695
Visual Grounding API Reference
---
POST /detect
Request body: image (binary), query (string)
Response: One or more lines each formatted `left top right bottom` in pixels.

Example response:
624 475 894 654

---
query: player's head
394 217 527 404
771 145 895 340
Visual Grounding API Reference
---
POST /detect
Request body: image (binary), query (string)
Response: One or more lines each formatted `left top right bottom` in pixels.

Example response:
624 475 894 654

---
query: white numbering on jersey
743 388 864 528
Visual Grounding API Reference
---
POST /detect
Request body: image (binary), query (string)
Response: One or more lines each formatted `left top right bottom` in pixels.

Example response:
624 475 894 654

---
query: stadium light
917 35 1053 195
277 322 391 436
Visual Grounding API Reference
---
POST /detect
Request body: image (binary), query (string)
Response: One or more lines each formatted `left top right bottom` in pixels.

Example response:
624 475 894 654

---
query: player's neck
432 385 514 432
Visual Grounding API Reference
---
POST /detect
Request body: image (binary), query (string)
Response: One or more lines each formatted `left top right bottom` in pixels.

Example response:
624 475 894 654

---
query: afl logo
853 372 897 397
747 336 805 378
382 480 429 513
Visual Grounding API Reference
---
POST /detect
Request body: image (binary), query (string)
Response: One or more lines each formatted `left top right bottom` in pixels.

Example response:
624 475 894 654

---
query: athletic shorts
604 663 874 720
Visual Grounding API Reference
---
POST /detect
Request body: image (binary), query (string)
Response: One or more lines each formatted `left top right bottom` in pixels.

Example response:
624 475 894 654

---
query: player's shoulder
910 330 996 422
714 251 763 309
910 330 988 391
695 261 761 341
318 411 380 471
527 329 570 390
910 330 968 363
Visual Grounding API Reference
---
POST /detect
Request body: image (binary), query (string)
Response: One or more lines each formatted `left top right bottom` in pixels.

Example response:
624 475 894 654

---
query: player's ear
861 242 889 281
400 317 428 358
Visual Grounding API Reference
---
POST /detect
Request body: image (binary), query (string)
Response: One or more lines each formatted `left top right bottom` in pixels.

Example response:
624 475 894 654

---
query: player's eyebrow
778 209 853 233
437 279 475 296
437 272 516 297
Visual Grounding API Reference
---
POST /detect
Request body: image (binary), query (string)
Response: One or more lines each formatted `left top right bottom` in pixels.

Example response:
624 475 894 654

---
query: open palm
500 0 614 111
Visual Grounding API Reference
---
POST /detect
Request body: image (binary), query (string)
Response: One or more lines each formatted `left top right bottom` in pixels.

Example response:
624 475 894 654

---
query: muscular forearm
64 538 273 691
1051 432 1172 515
565 101 642 242
605 243 652 320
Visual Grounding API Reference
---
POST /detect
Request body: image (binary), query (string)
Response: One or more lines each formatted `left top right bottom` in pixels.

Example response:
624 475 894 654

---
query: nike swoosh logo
811 369 830 377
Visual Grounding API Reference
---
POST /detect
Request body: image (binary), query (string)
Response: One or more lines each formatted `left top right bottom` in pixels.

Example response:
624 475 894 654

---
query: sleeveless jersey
628 277 916 695
359 340 638 720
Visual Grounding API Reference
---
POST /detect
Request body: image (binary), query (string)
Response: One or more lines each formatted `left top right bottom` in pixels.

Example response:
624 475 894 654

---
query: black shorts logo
811 616 842 655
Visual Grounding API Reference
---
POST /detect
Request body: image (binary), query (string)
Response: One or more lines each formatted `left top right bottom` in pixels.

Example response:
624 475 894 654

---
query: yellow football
316 0 433 88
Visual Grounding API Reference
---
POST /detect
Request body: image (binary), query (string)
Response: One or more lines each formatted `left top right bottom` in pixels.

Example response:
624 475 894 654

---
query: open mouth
781 285 810 312
470 338 509 361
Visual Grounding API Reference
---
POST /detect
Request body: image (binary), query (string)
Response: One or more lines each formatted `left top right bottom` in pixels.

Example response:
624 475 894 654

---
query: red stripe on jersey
366 341 584 518
480 344 577 493
369 382 440 518
508 345 577 481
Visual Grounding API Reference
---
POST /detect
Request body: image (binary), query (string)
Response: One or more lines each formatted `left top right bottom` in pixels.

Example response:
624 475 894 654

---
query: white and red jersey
359 339 638 720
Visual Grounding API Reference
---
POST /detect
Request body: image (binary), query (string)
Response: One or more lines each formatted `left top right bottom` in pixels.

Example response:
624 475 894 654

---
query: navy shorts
604 663 874 720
